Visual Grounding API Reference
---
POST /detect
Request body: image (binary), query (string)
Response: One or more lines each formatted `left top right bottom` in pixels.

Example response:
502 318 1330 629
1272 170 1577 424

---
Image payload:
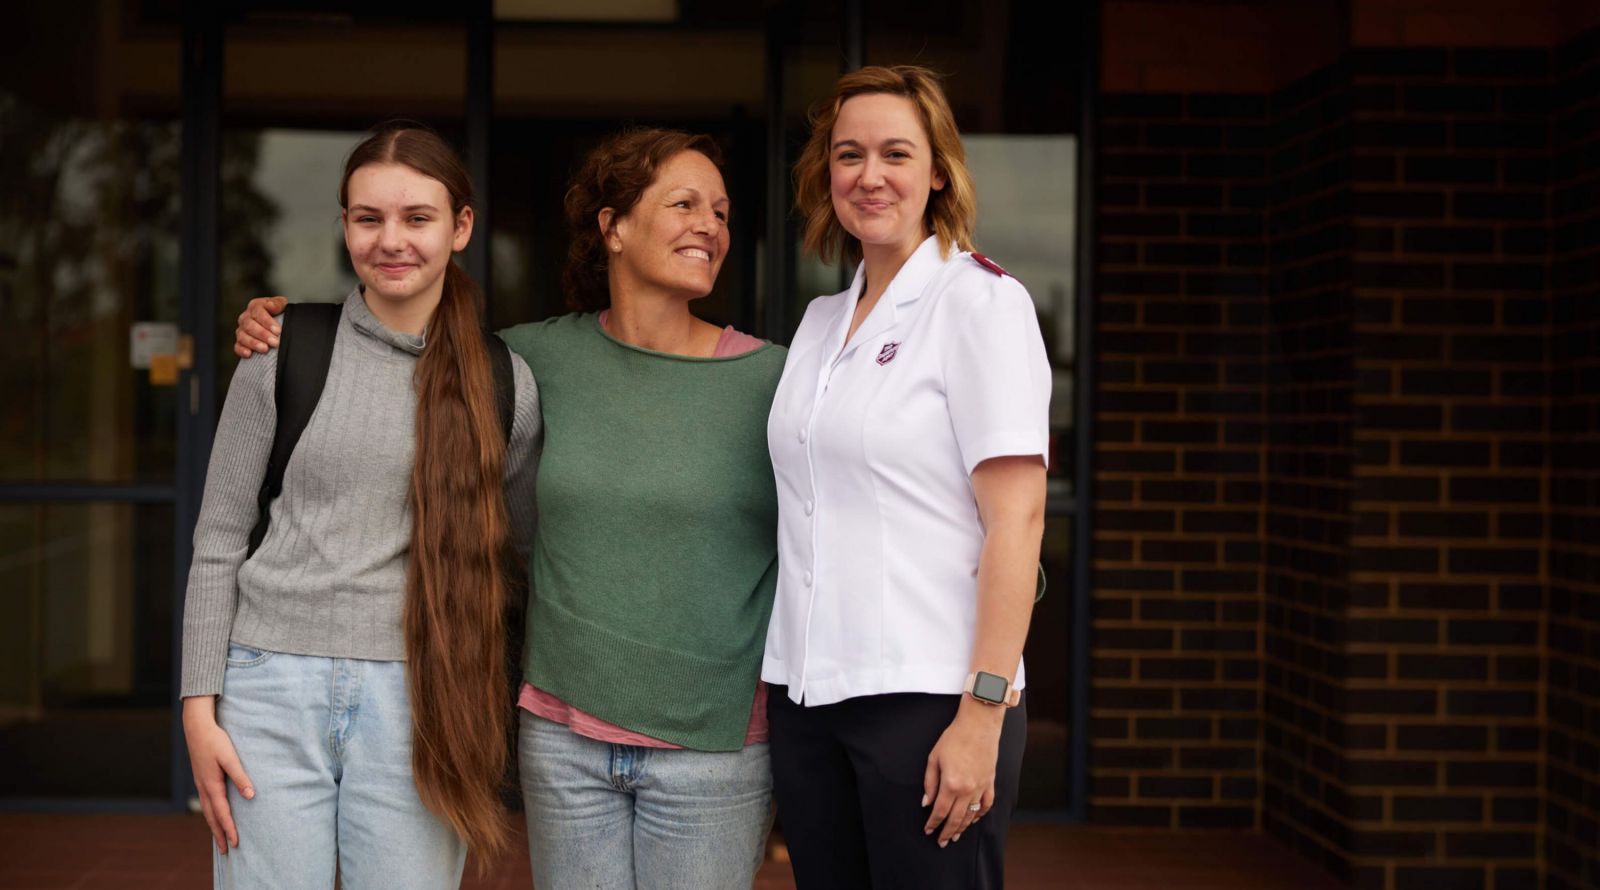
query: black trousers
768 687 1027 890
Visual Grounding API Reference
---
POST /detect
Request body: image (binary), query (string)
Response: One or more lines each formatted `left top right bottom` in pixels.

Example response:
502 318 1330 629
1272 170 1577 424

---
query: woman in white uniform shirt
764 65 1050 888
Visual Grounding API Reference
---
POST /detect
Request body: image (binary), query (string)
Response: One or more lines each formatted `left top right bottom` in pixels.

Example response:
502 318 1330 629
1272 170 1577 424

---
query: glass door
0 1 186 804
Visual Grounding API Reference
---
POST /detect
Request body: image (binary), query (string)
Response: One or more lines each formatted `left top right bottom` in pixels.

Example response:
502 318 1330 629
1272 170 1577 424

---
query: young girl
180 124 541 889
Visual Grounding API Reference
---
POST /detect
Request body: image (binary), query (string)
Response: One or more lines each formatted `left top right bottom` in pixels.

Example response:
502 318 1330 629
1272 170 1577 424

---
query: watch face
973 672 1009 703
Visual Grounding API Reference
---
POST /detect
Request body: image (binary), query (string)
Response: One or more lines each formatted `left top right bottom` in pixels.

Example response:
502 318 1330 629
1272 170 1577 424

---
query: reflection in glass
0 503 175 799
967 135 1077 494
0 102 182 483
229 129 359 303
1020 514 1074 810
217 128 360 402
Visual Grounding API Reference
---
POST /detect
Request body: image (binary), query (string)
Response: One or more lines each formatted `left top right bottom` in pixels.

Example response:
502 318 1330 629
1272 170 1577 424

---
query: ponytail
342 124 512 865
406 258 511 862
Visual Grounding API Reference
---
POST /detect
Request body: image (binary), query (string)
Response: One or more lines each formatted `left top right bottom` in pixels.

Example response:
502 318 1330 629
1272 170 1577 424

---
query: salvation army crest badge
876 341 901 365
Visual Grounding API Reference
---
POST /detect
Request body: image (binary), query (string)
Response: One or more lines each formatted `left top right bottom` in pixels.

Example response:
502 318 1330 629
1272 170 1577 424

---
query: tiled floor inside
0 813 1345 889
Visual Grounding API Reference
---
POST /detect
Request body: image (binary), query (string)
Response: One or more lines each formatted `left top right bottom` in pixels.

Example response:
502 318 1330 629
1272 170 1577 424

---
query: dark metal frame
1005 0 1097 825
841 0 864 71
1068 0 1099 825
171 3 225 812
761 4 794 342
465 0 494 310
0 484 178 503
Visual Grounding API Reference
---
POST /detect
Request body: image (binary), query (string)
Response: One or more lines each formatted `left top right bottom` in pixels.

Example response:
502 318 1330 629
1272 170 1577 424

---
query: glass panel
0 4 183 483
1022 513 1075 809
216 127 364 398
966 135 1078 498
967 136 1078 811
0 502 176 799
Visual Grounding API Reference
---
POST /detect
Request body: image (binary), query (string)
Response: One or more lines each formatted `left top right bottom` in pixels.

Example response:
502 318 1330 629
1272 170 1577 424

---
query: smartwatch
963 671 1020 708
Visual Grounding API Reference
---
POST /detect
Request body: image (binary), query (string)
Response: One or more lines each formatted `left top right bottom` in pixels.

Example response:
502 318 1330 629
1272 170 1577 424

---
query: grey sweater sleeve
504 350 542 563
180 348 279 698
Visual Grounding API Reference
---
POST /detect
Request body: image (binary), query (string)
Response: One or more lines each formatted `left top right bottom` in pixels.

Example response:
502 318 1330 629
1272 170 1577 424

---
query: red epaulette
971 252 1008 277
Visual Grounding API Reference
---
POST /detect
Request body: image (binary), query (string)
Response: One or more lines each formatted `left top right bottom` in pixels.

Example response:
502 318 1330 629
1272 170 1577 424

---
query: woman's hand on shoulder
233 296 290 358
921 697 1005 847
182 696 255 854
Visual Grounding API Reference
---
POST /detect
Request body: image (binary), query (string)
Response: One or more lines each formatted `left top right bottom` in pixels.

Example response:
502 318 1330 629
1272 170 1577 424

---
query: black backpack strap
487 332 515 444
247 302 342 557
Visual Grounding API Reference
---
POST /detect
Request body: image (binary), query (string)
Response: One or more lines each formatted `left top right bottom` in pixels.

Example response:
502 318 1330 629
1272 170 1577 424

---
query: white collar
829 235 946 361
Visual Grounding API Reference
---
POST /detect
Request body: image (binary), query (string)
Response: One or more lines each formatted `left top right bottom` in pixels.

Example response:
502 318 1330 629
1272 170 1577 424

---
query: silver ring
966 802 982 812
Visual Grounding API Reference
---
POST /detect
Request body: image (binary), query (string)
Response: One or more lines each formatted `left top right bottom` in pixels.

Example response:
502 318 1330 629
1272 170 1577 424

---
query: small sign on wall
130 322 178 370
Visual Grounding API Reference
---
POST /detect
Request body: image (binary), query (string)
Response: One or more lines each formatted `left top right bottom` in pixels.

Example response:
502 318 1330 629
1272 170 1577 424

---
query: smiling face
342 162 472 310
605 149 730 300
828 92 946 262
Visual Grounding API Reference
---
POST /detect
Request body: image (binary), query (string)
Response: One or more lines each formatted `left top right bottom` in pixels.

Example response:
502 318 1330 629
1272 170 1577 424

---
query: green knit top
498 313 786 751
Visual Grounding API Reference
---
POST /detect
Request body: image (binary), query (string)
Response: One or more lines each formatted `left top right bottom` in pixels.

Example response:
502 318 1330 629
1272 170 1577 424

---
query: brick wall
1545 26 1600 890
1090 18 1600 890
1343 45 1550 890
1091 91 1267 830
1261 61 1356 879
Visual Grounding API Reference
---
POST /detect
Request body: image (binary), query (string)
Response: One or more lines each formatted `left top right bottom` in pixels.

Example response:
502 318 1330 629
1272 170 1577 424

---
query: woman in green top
234 129 782 889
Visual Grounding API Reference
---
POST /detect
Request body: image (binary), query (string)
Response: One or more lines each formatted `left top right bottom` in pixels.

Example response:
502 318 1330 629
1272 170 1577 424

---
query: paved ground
0 813 1345 889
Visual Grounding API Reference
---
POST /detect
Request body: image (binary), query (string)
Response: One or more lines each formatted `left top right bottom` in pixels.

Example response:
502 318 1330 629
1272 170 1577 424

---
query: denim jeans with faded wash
518 709 773 890
212 644 465 890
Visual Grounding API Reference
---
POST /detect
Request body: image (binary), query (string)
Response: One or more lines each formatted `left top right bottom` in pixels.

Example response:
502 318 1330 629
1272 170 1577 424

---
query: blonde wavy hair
793 65 977 267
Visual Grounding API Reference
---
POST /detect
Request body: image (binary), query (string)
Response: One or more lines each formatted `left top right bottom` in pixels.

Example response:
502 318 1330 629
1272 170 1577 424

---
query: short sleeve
941 271 1052 476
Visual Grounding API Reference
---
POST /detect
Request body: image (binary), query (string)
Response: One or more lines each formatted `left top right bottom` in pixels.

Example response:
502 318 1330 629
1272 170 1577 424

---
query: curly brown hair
793 65 977 267
562 128 726 312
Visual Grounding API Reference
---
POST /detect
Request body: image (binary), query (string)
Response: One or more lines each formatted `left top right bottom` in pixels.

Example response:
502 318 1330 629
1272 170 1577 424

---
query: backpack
245 302 515 557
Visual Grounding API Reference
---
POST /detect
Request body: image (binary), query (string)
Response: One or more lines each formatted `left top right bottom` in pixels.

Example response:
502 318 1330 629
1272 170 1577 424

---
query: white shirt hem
761 660 1027 707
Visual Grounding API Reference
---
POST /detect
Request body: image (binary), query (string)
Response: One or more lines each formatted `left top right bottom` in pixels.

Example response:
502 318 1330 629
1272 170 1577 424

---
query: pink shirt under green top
518 313 769 749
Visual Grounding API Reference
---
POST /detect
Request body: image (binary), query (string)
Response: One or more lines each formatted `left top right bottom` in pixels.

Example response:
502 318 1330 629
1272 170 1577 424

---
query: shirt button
798 428 808 443
804 571 814 586
804 500 814 516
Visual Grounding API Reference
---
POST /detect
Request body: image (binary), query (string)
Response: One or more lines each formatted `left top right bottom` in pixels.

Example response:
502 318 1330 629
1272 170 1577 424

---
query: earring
610 240 622 253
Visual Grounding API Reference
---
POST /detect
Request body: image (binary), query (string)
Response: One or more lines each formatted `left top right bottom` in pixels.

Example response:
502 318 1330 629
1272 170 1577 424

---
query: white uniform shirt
762 236 1052 706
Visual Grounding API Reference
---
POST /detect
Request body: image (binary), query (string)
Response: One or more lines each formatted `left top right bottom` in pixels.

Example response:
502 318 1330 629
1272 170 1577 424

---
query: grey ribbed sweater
180 289 541 698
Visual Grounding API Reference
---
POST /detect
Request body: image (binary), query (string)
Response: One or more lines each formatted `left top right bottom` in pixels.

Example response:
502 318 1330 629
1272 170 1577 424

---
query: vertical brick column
1093 8 1600 888
1261 62 1357 879
1091 94 1267 829
1343 46 1549 890
1544 26 1600 890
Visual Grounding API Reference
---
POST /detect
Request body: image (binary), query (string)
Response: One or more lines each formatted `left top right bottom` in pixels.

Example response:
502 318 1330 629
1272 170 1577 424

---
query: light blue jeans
213 644 465 890
518 710 773 890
